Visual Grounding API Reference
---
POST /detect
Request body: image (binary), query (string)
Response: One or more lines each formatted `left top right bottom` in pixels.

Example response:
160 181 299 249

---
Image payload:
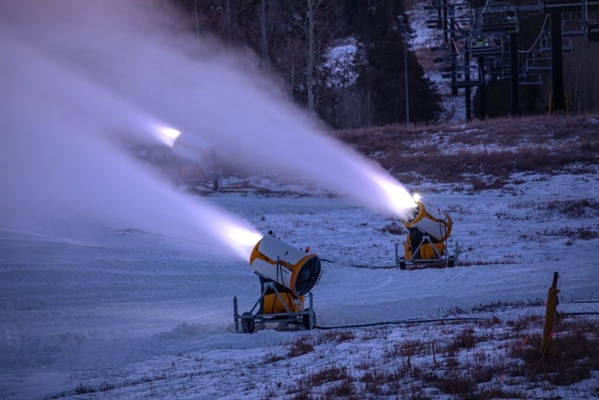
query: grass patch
288 335 315 358
515 322 599 386
274 313 599 399
333 115 599 189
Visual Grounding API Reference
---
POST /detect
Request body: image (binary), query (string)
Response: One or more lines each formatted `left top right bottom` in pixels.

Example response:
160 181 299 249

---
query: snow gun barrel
171 131 213 162
400 200 453 262
402 200 452 243
249 233 322 297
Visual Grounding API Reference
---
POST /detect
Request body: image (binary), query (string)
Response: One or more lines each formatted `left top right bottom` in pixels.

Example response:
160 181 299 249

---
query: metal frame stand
234 281 315 333
395 236 457 270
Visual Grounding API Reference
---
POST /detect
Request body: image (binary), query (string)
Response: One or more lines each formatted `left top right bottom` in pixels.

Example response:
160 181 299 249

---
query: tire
448 256 455 268
241 312 255 334
303 308 316 330
399 257 407 270
212 179 220 191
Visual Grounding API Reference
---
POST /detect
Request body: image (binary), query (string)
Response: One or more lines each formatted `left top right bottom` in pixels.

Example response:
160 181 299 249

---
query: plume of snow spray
0 0 415 261
0 0 416 220
0 7 260 260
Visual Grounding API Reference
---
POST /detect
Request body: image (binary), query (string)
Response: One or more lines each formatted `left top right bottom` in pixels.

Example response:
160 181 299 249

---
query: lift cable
480 0 494 22
518 14 550 54
452 38 462 56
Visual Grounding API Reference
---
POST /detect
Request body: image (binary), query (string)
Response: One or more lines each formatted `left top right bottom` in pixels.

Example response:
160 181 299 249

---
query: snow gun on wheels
234 232 322 333
396 196 456 270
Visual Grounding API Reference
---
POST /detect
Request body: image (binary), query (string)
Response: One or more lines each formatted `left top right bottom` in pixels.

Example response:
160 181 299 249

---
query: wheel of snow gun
399 257 407 270
302 308 316 330
241 312 255 334
448 256 455 268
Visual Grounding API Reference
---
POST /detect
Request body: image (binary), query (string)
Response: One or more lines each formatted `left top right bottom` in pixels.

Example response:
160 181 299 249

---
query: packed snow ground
1 169 598 399
2 2 597 399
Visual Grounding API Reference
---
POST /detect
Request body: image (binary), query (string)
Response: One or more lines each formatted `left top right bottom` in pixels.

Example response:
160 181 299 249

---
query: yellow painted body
404 236 446 260
403 200 452 261
249 235 320 297
262 292 304 314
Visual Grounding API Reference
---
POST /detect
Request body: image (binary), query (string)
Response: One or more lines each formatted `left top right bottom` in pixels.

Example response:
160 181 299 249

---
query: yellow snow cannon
396 197 455 270
170 131 221 191
249 233 321 297
234 232 321 333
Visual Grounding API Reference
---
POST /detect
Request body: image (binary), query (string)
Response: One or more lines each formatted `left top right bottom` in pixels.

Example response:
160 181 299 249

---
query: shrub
515 328 599 385
288 336 315 358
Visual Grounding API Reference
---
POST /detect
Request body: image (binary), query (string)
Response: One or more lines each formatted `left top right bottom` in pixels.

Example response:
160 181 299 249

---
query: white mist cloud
0 2 260 259
0 0 414 249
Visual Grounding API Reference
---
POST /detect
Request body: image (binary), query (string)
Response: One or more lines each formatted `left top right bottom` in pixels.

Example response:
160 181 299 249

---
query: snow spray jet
0 10 261 260
1 0 417 220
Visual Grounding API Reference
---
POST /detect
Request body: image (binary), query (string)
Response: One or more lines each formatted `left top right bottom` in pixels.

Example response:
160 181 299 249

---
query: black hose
562 311 599 316
570 300 599 304
314 316 487 330
313 311 599 330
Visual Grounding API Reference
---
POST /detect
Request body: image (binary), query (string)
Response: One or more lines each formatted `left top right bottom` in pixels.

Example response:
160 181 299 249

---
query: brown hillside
333 114 599 190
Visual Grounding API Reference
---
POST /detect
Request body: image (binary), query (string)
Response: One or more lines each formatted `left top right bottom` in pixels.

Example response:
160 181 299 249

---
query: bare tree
191 0 231 38
287 0 331 115
225 0 231 39
260 0 270 64
563 38 599 114
194 0 202 35
306 0 318 114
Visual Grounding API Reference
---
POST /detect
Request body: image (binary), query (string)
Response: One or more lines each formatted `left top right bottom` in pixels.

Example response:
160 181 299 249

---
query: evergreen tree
353 0 441 125
170 0 441 126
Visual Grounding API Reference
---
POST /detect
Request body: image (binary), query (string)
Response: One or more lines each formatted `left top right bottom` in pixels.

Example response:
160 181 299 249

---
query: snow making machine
171 131 221 191
234 232 322 333
396 197 456 270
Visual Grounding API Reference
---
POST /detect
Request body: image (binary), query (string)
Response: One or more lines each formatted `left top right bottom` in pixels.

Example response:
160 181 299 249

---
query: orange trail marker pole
542 271 560 354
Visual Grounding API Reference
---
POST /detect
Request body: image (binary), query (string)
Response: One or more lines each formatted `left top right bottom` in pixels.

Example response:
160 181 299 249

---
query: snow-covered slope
1 169 598 399
406 1 470 122
1 2 597 398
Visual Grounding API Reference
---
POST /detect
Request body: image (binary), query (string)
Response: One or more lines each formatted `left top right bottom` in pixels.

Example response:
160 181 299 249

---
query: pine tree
354 0 441 125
